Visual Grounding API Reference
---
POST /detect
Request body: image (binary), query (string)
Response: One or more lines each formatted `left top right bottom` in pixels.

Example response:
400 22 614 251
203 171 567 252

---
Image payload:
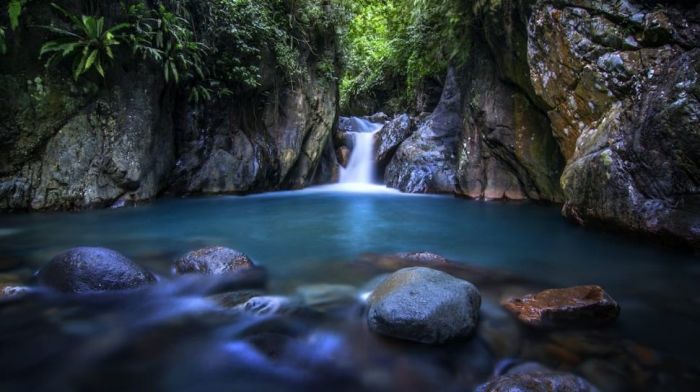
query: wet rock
456 37 564 202
356 252 449 271
296 284 357 310
174 247 256 275
208 290 265 308
0 271 32 297
394 252 449 265
641 10 674 46
502 285 620 328
385 68 460 194
478 299 521 358
476 361 599 392
38 247 156 293
0 62 175 211
375 114 414 170
235 296 301 316
355 252 527 289
337 146 351 168
367 267 481 344
358 274 390 302
365 112 390 124
0 283 30 299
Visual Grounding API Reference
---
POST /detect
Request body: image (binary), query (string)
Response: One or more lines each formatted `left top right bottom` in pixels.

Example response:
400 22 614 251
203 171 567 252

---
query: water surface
1 189 698 390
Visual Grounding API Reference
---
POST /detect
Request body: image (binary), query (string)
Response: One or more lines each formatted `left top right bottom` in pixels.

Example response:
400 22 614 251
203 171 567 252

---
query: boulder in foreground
38 247 155 293
367 267 481 344
502 285 620 328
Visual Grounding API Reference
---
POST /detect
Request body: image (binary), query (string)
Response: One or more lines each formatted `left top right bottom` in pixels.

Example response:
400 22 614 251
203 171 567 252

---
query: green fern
40 4 129 80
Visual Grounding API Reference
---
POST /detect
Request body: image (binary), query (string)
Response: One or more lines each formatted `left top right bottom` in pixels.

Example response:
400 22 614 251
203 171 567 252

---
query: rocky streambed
1 244 698 391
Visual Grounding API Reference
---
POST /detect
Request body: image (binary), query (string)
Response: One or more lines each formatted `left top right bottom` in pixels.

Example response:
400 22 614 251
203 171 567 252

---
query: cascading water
339 117 383 184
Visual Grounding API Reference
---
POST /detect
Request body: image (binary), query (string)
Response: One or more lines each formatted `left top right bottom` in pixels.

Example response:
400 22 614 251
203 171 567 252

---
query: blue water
0 189 698 390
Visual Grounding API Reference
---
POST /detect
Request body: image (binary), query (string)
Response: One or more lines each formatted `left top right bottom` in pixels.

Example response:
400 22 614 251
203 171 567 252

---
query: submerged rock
174 247 256 275
296 284 357 310
208 290 265 308
235 296 301 316
367 267 481 344
476 361 599 392
355 252 526 288
502 285 620 328
38 247 156 293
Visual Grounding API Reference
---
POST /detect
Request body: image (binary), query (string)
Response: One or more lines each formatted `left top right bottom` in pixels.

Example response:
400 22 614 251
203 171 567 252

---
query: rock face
505 0 699 245
168 73 338 194
502 285 620 328
374 114 415 172
0 1 340 211
456 37 564 201
476 362 599 392
367 267 481 344
380 0 700 247
0 63 174 211
173 247 256 275
38 247 156 293
385 68 461 193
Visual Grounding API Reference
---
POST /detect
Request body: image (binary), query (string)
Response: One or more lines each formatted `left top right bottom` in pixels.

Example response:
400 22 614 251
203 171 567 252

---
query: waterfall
339 118 383 184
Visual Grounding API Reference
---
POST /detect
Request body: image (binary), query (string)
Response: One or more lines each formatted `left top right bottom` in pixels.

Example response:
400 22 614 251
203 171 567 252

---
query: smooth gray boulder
38 247 156 293
367 267 481 344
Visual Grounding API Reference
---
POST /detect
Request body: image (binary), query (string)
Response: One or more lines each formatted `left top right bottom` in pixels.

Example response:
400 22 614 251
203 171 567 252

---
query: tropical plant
127 3 207 85
40 4 129 80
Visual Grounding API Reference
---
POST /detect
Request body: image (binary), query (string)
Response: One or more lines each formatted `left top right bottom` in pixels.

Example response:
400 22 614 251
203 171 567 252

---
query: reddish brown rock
502 285 620 328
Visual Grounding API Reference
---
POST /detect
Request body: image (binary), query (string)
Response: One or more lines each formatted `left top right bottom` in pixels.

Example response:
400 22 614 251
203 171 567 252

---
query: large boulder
367 267 481 344
502 285 620 328
38 247 156 293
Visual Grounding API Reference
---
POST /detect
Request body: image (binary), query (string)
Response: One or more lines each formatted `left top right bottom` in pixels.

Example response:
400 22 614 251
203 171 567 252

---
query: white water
339 118 383 185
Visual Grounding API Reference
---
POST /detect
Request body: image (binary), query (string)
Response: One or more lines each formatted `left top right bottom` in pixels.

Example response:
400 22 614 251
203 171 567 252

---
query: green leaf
9 0 23 31
85 49 98 71
169 61 179 83
95 61 105 77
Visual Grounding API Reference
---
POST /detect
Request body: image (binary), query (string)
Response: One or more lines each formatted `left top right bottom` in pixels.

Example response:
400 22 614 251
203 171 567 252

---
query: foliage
125 2 210 101
8 0 29 30
340 0 471 113
2 0 32 54
40 4 129 80
200 0 349 92
25 0 348 101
